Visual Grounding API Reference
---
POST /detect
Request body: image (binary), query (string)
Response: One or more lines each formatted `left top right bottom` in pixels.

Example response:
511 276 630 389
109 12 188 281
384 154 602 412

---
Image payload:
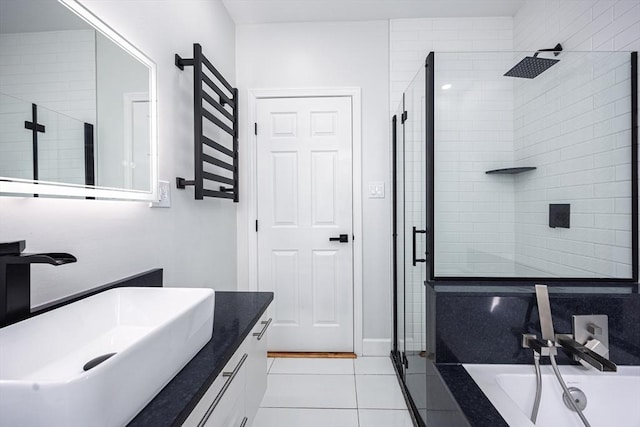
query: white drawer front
245 314 271 425
202 359 246 427
182 348 248 427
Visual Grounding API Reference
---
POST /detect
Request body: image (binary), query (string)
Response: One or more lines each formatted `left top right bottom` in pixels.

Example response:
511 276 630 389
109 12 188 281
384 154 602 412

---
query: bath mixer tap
555 335 617 371
556 314 617 372
521 287 618 372
523 285 609 427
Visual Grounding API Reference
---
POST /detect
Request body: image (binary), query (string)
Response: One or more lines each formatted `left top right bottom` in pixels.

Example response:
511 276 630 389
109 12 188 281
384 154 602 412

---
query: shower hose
529 345 592 427
549 352 591 427
530 351 542 424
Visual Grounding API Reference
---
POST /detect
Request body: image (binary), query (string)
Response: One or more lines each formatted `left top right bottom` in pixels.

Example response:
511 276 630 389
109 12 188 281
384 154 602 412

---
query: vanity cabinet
182 308 272 427
245 314 272 425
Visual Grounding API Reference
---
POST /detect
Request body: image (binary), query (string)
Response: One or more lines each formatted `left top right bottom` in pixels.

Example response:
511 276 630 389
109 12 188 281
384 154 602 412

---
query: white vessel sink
0 287 215 427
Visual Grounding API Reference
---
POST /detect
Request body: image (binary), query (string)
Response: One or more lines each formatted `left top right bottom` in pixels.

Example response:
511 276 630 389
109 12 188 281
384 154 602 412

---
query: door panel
312 250 339 325
271 152 298 225
257 96 353 352
271 251 299 325
311 151 338 225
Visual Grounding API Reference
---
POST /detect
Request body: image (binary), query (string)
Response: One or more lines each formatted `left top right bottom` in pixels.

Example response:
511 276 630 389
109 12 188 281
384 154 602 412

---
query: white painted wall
512 0 640 277
0 0 238 306
235 21 391 350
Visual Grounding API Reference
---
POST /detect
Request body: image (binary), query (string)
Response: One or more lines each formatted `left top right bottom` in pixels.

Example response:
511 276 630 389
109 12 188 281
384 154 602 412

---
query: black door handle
412 226 427 266
329 234 349 243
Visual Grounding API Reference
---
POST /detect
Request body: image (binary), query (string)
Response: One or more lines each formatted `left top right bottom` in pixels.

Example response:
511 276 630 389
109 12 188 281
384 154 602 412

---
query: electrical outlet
150 180 171 208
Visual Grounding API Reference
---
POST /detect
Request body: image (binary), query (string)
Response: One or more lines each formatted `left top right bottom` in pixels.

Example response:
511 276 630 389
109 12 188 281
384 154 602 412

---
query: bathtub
464 364 640 427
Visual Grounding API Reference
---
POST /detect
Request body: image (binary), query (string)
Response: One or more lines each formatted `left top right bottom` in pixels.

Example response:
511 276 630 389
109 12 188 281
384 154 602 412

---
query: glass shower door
393 101 406 377
403 66 428 425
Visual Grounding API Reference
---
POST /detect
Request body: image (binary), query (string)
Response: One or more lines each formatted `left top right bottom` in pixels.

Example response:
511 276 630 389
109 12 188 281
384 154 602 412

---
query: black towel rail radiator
175 43 239 202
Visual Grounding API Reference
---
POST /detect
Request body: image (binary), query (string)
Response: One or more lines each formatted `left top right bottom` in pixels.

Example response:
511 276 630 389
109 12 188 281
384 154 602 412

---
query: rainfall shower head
504 43 563 79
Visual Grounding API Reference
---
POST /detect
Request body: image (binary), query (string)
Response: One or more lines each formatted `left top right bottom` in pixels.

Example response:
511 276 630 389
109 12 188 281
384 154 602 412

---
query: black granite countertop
128 291 273 427
436 364 508 427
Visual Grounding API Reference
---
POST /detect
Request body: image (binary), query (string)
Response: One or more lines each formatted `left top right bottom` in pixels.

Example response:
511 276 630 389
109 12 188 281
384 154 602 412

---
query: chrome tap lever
587 323 602 336
574 315 608 345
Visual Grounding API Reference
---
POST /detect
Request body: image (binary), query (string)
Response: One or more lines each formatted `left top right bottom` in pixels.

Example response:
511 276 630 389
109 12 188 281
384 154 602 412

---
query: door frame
246 87 363 356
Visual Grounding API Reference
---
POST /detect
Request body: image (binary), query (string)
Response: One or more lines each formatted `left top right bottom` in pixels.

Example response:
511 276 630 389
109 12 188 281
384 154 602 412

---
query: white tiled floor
253 357 414 427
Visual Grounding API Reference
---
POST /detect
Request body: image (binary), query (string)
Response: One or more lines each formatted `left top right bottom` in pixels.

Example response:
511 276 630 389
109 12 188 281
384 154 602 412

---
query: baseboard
362 338 391 356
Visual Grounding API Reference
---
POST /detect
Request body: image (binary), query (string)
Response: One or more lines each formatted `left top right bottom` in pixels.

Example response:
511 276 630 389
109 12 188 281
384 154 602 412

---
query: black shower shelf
485 167 536 175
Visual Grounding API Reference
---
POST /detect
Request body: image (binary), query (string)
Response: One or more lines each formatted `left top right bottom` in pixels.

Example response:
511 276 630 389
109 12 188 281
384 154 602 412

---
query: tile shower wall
512 0 640 277
0 29 95 184
390 18 514 350
433 52 516 277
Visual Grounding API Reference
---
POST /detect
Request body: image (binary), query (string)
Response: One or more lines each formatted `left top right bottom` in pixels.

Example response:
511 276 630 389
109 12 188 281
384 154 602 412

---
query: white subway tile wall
391 3 640 347
391 2 639 282
390 18 514 351
390 18 514 112
512 0 640 277
0 30 96 184
434 51 517 276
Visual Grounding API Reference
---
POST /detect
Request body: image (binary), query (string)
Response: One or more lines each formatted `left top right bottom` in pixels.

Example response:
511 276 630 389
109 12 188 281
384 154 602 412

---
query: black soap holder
485 167 536 175
549 204 570 228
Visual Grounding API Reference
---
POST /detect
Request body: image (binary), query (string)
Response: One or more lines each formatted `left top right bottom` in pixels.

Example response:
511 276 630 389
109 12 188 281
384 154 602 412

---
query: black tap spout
2 253 77 266
0 241 77 327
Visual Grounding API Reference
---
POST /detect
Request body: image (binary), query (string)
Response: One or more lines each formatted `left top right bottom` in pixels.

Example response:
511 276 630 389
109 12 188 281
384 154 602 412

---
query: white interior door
123 93 150 191
256 96 353 352
131 100 150 191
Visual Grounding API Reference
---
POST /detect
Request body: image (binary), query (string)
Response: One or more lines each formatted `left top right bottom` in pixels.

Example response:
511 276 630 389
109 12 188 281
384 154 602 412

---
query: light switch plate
150 180 171 208
368 182 385 199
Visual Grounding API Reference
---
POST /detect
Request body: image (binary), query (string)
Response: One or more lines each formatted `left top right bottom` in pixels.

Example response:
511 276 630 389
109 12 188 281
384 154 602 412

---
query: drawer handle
198 353 248 427
253 318 272 341
240 417 248 427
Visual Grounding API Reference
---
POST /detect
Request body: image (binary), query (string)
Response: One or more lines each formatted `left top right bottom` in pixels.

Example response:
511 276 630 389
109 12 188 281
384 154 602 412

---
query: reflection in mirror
0 0 157 199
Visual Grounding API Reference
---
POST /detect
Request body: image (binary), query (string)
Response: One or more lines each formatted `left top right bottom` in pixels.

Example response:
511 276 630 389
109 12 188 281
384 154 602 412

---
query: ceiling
221 0 527 25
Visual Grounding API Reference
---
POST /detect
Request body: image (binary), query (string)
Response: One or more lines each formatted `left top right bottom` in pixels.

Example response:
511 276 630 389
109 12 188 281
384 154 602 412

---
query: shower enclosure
392 49 638 426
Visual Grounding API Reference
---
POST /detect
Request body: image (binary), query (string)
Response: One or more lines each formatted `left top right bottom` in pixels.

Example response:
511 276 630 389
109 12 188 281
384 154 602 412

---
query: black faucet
0 240 77 327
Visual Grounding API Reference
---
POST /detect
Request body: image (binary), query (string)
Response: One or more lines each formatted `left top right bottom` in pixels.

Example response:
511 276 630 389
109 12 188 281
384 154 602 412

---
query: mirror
0 0 158 200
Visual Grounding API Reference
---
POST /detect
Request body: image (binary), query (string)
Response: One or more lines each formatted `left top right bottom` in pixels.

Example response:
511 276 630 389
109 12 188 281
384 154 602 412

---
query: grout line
268 372 355 375
259 357 410 425
354 369 361 427
259 406 412 412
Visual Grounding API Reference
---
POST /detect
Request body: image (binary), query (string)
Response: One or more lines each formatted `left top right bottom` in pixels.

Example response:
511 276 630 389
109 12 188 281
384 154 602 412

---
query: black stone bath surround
426 281 640 427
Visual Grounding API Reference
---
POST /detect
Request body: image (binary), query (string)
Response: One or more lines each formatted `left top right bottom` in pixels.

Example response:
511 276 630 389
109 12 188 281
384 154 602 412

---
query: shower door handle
412 226 427 266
